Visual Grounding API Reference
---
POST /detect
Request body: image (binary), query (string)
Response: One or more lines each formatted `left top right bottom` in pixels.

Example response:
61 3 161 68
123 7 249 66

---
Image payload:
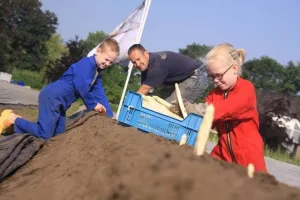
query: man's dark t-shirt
141 51 201 87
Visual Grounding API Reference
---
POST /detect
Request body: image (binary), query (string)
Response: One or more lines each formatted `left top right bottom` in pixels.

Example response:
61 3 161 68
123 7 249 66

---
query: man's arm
137 84 153 95
138 67 168 95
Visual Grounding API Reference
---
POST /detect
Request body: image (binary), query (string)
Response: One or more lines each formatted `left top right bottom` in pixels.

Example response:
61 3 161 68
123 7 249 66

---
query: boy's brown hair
99 38 120 55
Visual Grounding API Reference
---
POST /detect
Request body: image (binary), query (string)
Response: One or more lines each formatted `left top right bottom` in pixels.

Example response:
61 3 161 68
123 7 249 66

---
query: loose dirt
0 113 300 200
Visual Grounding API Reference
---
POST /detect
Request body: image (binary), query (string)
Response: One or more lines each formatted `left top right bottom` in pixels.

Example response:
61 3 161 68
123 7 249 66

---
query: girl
0 38 120 140
185 43 268 173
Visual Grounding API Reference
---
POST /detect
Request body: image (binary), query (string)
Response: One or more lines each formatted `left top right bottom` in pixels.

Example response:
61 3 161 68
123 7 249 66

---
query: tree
45 34 68 64
280 61 300 95
179 43 212 61
0 0 57 72
41 34 68 79
101 66 140 104
242 56 285 92
44 36 86 83
83 31 107 56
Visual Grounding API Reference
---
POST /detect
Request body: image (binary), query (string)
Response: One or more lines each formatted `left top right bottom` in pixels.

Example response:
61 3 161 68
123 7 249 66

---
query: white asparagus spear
247 163 255 178
194 104 215 156
175 83 188 118
153 96 173 108
141 95 183 120
179 134 187 146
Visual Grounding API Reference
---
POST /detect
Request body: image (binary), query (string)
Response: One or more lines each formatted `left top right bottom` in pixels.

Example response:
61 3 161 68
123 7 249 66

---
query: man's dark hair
128 44 147 55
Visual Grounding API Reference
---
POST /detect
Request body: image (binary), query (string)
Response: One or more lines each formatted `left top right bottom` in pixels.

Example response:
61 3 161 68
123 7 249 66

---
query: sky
41 0 300 65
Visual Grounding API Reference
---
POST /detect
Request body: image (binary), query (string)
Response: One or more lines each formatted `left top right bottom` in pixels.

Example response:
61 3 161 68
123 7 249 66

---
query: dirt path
0 115 300 200
0 80 39 106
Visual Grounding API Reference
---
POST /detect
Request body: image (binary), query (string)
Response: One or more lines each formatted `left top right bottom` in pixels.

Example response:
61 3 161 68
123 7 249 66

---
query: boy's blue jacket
56 55 113 117
13 55 113 140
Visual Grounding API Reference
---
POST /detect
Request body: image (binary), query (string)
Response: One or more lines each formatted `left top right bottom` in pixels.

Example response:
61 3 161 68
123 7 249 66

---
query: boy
0 38 120 140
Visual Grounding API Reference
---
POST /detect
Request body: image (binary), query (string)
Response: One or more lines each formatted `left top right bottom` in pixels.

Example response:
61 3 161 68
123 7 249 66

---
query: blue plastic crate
118 90 203 146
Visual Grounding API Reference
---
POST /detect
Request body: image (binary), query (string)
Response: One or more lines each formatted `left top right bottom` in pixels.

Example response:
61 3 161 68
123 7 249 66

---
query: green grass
264 146 300 166
111 103 119 113
66 101 83 116
209 132 218 143
208 132 300 166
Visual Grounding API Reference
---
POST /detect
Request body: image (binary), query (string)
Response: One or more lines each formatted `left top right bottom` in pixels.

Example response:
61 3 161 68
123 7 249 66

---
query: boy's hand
94 103 106 113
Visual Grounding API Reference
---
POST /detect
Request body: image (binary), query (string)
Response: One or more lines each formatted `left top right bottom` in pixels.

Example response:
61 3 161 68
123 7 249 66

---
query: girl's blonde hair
204 43 246 75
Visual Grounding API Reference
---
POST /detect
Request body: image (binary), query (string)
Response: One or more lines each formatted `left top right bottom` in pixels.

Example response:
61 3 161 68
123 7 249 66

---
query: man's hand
94 103 106 113
137 84 152 95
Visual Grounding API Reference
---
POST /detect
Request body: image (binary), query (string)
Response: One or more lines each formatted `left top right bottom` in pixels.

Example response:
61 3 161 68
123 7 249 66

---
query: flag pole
116 0 152 119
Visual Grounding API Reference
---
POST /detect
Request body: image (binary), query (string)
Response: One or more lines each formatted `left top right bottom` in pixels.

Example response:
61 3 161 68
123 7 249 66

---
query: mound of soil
0 114 300 200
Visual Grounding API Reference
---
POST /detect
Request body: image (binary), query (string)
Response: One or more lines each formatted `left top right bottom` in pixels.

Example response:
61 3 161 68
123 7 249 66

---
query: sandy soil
0 113 299 200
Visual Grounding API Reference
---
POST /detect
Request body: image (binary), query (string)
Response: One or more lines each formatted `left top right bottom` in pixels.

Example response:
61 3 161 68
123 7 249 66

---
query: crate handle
127 105 133 111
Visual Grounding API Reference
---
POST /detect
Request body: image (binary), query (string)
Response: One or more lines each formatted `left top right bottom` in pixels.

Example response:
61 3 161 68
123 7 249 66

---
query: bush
11 68 45 89
101 65 140 104
256 89 297 151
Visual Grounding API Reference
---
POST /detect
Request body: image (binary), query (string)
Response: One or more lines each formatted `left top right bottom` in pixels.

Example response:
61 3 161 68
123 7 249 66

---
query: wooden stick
175 83 188 118
247 163 255 178
194 104 215 156
179 134 187 146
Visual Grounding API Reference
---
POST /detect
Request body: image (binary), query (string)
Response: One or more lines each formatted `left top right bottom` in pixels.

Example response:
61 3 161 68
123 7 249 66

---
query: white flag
87 1 146 66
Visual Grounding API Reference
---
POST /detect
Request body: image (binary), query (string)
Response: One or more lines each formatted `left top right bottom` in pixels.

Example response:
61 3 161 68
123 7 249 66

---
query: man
127 44 209 103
